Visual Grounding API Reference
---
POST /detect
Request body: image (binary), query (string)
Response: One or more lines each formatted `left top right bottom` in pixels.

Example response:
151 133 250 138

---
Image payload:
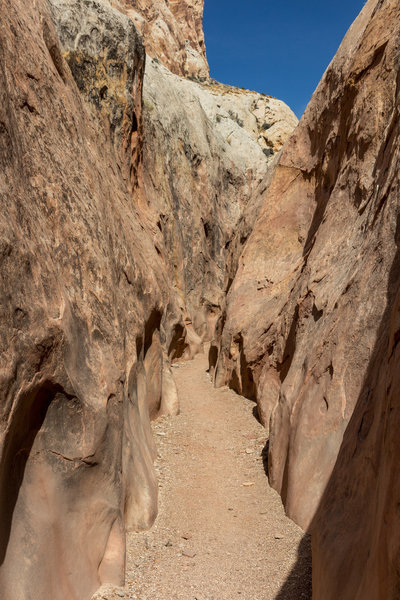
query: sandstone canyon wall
212 0 400 598
52 0 297 354
0 1 179 598
0 0 297 598
140 60 297 343
4 0 397 597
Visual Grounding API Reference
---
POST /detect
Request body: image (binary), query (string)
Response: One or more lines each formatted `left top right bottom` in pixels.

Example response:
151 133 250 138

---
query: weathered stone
213 0 400 598
49 0 145 183
201 80 298 153
161 354 180 416
0 0 181 598
112 0 208 79
0 0 299 597
140 59 297 343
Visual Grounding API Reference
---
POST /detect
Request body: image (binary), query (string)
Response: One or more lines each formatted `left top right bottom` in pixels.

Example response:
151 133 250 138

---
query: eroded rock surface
140 58 297 343
0 1 182 598
49 0 145 184
202 80 298 154
0 0 298 598
112 0 208 79
213 0 400 598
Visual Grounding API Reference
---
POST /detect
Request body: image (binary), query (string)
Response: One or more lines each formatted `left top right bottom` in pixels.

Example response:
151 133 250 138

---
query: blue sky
203 1 365 118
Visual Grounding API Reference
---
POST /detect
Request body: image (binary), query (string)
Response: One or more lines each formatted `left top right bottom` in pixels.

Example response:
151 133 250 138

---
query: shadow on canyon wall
261 444 312 599
307 239 400 598
271 235 400 599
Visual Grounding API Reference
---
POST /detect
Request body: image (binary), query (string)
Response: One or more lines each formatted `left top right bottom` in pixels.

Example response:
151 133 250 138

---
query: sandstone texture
140 58 297 344
0 1 181 598
0 0 298 598
203 80 298 154
49 0 145 184
112 0 208 79
212 0 400 598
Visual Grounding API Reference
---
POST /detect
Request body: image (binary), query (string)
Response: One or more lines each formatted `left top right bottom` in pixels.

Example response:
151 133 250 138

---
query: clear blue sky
203 1 365 118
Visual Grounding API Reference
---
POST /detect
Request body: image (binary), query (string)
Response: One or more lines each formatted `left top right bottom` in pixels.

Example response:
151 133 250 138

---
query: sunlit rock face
0 0 298 597
111 0 209 79
140 58 297 343
212 0 400 597
51 0 298 352
0 1 182 598
49 0 146 185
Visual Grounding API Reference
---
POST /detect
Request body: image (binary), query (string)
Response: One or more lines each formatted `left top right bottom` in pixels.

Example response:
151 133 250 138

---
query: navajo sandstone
112 0 209 79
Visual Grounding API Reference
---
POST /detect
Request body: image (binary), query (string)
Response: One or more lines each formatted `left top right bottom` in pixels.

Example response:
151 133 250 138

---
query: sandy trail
114 350 311 599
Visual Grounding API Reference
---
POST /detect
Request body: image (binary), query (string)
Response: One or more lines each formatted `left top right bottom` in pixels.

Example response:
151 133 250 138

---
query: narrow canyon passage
125 350 312 599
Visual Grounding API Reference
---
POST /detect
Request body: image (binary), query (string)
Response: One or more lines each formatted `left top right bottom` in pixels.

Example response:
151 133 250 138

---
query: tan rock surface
141 58 297 342
90 350 312 600
0 1 183 598
0 0 298 598
48 1 298 355
202 80 298 154
213 0 400 598
112 0 208 79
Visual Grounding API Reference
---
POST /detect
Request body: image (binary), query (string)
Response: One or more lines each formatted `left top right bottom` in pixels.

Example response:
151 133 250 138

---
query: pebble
182 549 196 558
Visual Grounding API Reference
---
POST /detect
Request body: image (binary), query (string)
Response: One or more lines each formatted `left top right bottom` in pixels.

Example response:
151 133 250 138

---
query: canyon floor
101 348 312 600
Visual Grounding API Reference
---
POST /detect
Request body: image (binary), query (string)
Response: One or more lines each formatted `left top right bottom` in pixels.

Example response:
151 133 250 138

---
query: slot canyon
0 0 399 598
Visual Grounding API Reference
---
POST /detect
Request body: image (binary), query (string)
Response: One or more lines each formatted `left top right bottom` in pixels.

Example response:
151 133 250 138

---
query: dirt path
98 350 312 600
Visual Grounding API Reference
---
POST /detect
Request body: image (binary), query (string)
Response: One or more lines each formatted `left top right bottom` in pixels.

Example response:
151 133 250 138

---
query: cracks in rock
20 100 39 115
277 304 299 384
42 21 66 83
351 41 388 84
48 449 98 466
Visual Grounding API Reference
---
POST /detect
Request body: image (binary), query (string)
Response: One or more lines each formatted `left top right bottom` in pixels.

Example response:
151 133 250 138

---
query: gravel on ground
94 349 312 600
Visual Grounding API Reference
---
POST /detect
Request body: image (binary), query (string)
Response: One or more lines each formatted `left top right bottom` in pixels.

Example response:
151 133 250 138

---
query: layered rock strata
212 0 400 598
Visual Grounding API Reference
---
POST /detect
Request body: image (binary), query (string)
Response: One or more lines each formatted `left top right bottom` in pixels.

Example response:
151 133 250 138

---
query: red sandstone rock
214 0 400 597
